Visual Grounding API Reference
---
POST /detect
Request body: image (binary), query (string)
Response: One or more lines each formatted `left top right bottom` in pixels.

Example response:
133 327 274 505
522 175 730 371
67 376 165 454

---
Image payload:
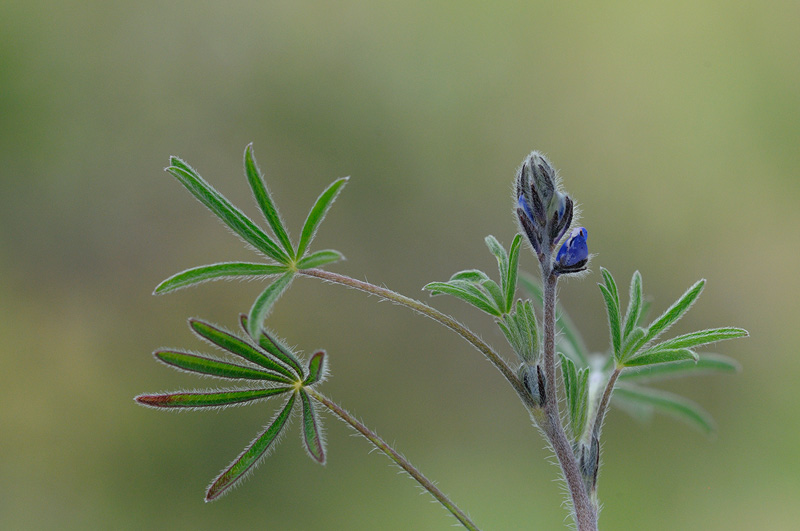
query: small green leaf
624 348 698 367
599 283 622 361
240 315 305 378
640 279 705 348
190 319 295 380
485 236 509 310
135 387 290 409
304 351 326 386
600 267 620 308
422 281 501 316
505 234 522 312
619 327 646 363
481 279 506 314
247 271 296 338
166 159 290 264
619 352 741 382
448 269 491 283
296 177 349 259
154 262 290 294
154 350 293 383
300 389 326 464
244 144 294 258
613 383 715 434
295 249 344 270
560 353 589 441
497 300 539 362
622 271 643 340
206 393 297 501
647 327 748 352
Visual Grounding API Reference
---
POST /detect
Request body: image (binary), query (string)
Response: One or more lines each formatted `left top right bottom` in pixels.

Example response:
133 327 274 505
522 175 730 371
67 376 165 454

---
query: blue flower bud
555 227 588 271
516 151 575 261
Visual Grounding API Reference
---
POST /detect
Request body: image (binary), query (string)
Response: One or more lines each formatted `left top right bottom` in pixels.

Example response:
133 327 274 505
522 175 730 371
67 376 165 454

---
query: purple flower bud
556 227 588 268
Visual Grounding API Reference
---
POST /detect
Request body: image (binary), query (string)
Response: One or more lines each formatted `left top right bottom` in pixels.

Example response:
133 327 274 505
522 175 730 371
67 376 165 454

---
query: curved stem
591 368 621 445
541 270 598 531
306 388 481 531
299 268 536 408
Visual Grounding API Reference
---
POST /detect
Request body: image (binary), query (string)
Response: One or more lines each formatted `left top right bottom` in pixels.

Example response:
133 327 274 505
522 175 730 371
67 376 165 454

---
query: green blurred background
1 1 797 529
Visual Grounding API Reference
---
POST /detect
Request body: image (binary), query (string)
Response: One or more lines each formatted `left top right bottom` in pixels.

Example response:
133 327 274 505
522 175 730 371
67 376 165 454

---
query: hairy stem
299 268 535 408
306 388 481 531
541 269 598 531
591 368 621 447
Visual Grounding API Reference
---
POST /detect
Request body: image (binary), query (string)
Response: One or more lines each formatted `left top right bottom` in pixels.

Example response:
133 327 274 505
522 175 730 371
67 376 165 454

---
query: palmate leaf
154 350 293 383
240 314 304 378
153 262 290 295
247 271 295 338
136 387 291 409
166 158 290 264
244 144 294 258
189 319 295 380
619 352 741 383
300 389 326 464
206 393 297 501
296 177 349 259
612 383 715 434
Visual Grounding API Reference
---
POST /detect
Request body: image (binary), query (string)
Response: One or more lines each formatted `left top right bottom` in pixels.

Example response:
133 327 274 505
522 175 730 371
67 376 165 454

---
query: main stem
307 388 481 531
541 269 598 531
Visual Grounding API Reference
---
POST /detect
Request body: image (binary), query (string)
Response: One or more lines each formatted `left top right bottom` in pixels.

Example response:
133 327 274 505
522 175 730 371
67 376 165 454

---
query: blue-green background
2 2 797 529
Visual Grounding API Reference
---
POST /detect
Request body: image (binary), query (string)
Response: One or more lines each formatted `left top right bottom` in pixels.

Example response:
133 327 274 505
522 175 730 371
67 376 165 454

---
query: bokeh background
2 2 798 529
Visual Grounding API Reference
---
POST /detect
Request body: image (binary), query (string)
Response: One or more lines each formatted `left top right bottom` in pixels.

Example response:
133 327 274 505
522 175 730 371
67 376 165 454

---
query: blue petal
518 195 535 223
556 227 588 266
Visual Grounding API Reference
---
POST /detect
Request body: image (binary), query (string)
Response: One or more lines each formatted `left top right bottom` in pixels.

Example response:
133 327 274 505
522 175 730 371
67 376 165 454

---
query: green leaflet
135 387 290 409
623 348 698 367
296 249 345 269
206 393 297 501
619 353 741 383
599 283 622 361
243 143 295 258
154 350 293 383
166 158 289 264
560 353 589 441
190 319 295 380
154 262 289 294
423 280 501 316
622 271 643 340
247 271 296 339
240 314 305 378
304 351 326 386
296 177 349 259
300 389 326 464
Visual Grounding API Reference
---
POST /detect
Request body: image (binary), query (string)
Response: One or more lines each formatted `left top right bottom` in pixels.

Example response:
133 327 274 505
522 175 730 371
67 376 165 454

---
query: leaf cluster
136 315 327 501
155 144 347 336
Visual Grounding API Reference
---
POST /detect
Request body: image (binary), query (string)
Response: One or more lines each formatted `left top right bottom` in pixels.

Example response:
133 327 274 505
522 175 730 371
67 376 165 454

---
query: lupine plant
136 145 746 530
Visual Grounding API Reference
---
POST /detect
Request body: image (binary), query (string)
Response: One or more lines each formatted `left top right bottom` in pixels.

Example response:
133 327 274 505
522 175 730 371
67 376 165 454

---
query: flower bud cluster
516 152 588 275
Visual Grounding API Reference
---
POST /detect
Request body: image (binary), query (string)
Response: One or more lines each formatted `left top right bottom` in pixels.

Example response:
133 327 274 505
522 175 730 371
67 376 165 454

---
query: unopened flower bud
515 152 576 261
